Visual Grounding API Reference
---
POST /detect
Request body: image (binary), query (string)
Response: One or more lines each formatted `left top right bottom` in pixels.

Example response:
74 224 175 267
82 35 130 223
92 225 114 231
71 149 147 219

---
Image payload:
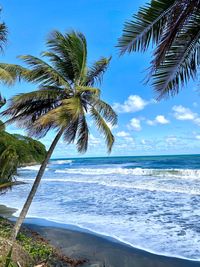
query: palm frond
86 57 111 86
94 99 118 126
153 13 200 98
0 63 26 85
62 96 83 120
77 85 100 96
118 0 176 54
46 31 87 84
152 1 199 68
19 55 70 88
1 90 62 129
118 0 200 98
90 107 114 153
29 106 65 138
76 114 89 153
0 22 7 51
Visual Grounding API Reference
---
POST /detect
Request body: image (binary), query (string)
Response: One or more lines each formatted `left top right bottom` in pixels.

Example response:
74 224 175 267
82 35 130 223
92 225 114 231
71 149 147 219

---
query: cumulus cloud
172 105 197 120
128 118 142 131
113 95 150 113
147 115 170 126
172 105 200 126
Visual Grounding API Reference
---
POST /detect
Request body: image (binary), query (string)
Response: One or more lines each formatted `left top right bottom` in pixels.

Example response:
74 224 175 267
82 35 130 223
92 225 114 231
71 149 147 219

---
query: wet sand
25 218 200 267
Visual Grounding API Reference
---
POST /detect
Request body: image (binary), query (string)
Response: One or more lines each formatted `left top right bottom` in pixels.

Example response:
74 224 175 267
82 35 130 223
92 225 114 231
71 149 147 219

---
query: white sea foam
55 167 200 179
20 165 41 171
51 160 73 165
23 176 200 195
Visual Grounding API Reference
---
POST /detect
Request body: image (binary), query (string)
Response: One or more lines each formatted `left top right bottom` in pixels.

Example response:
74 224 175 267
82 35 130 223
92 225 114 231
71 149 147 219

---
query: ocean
1 154 200 260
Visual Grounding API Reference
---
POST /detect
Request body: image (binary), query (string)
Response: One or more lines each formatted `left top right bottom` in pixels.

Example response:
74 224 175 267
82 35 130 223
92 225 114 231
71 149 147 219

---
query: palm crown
118 0 200 98
2 31 117 152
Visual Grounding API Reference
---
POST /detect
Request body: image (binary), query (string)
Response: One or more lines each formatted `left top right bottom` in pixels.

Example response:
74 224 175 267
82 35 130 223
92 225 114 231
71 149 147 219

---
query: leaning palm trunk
10 128 64 241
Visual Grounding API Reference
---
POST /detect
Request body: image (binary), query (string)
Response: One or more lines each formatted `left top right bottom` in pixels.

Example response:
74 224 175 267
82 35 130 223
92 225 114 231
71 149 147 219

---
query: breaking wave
50 160 73 165
55 167 200 179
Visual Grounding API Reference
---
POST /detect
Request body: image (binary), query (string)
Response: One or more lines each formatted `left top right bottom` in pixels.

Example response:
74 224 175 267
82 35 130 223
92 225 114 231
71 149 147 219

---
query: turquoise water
1 154 200 259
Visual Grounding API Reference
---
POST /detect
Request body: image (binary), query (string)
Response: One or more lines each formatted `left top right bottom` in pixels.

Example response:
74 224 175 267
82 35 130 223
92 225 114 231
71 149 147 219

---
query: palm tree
0 146 18 183
118 0 200 98
2 30 117 243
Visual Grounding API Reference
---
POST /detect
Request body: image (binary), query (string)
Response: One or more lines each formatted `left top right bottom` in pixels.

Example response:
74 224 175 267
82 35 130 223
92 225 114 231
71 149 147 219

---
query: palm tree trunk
10 128 64 241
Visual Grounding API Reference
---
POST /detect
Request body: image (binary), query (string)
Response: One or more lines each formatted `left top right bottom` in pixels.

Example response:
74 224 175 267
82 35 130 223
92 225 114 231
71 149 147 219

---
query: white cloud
128 118 142 131
113 95 149 113
195 135 200 140
116 131 130 137
172 105 200 126
156 115 170 124
172 105 197 120
147 115 170 126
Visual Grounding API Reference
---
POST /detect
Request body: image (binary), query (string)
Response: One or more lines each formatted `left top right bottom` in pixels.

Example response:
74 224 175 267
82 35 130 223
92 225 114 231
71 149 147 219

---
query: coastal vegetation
1 30 117 263
0 120 46 186
0 217 86 266
118 0 200 98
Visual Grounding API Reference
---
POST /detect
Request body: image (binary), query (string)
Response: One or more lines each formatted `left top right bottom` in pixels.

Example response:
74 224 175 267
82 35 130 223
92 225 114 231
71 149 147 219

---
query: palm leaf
152 1 199 69
118 0 176 54
46 31 87 84
94 99 117 125
153 13 200 98
76 114 89 153
90 107 114 153
0 22 7 51
86 57 111 86
19 55 70 88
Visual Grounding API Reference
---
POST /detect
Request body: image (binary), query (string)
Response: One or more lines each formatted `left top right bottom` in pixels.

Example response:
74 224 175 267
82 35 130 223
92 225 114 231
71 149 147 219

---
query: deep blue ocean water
1 154 200 259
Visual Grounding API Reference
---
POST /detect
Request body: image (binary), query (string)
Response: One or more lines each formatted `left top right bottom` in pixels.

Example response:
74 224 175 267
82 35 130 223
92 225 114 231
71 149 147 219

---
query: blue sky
1 0 200 158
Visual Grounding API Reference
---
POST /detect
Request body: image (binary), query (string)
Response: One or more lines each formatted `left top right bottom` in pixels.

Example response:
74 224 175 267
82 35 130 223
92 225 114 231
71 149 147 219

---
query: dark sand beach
1 205 200 267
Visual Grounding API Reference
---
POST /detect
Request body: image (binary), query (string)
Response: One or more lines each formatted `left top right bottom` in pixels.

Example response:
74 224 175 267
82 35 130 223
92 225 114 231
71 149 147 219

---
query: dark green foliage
0 131 46 165
0 146 18 183
0 120 5 131
0 128 46 184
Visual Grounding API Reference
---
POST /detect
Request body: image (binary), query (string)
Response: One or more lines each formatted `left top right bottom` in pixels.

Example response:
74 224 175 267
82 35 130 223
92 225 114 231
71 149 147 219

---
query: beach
1 155 200 265
0 205 199 267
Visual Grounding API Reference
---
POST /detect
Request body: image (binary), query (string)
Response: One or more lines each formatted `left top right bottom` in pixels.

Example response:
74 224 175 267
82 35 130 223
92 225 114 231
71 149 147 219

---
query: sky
1 0 200 158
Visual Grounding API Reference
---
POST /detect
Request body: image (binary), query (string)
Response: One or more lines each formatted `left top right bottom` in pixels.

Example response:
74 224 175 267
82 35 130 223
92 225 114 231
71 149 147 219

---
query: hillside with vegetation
0 121 46 184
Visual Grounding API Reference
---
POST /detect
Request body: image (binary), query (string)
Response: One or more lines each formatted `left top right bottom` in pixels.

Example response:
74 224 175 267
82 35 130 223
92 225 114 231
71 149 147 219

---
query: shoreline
1 204 200 266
